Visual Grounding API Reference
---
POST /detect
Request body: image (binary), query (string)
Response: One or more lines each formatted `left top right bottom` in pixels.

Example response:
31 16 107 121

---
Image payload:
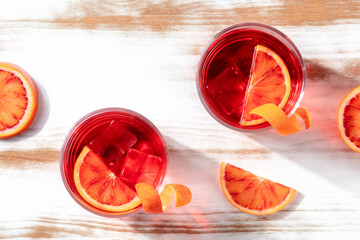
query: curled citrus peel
250 103 311 136
135 183 192 213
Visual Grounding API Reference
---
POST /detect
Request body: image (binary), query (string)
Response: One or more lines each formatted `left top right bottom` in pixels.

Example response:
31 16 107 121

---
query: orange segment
220 162 296 215
135 183 192 214
240 45 291 126
337 86 360 153
74 146 141 213
0 62 38 138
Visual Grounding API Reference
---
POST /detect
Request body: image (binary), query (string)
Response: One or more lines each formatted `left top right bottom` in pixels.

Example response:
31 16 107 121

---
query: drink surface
60 109 167 215
198 25 304 130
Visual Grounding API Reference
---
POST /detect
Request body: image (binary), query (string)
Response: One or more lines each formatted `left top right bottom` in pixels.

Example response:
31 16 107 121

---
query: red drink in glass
60 108 167 216
196 23 305 130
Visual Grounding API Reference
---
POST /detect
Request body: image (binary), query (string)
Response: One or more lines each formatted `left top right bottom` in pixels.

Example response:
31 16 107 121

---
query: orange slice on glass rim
240 45 291 126
74 146 141 213
220 162 296 215
337 86 360 153
0 62 38 138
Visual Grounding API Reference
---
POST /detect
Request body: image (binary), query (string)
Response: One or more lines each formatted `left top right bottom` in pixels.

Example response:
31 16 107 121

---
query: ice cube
206 39 258 118
231 39 258 78
120 148 162 187
207 66 247 117
132 137 155 155
216 89 246 117
207 66 245 95
207 39 257 80
89 120 137 163
109 154 127 176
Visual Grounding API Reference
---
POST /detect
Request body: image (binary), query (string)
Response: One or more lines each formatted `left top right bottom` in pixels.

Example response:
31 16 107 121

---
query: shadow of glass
244 60 360 194
118 136 301 236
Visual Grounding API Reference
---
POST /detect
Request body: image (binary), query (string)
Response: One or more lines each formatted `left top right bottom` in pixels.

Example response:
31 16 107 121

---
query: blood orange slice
220 162 296 215
74 146 141 213
337 86 360 153
240 45 291 126
0 62 38 138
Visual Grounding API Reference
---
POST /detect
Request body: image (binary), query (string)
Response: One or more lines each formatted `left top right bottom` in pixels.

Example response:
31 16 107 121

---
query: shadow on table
120 136 303 236
243 60 360 195
4 79 50 141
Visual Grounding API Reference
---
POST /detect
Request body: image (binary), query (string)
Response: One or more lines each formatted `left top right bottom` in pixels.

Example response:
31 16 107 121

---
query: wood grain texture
1 0 360 239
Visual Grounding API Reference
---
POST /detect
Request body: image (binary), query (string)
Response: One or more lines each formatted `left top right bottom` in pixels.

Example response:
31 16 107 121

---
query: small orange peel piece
294 107 311 130
250 103 311 136
135 183 192 214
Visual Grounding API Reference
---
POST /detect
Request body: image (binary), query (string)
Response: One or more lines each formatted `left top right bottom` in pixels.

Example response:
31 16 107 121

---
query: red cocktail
197 23 305 130
60 108 167 216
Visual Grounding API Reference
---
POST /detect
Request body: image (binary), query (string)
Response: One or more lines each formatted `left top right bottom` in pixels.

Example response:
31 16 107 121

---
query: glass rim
196 22 306 132
59 107 168 218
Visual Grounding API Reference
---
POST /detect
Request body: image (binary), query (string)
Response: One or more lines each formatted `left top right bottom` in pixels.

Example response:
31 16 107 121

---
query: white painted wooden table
1 0 360 239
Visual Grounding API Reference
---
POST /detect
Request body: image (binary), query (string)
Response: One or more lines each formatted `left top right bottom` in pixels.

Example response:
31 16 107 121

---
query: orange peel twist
250 103 311 136
135 183 192 213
